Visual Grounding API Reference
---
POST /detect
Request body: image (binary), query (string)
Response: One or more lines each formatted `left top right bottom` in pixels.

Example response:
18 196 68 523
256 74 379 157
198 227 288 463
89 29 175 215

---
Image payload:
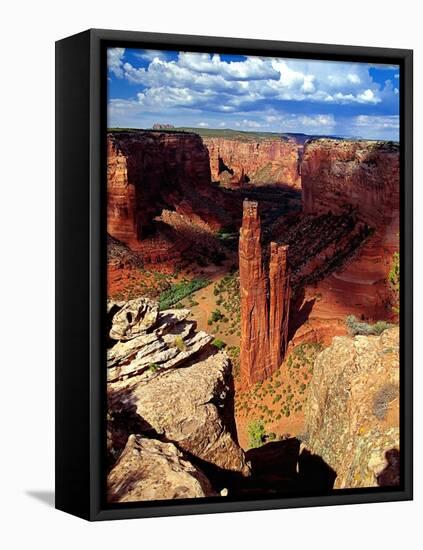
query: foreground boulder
108 435 215 502
109 350 249 477
108 297 159 341
107 307 213 382
107 297 250 488
302 327 400 488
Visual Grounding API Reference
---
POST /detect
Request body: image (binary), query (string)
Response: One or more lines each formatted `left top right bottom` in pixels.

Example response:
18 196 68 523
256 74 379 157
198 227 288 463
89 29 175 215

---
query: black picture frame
55 28 413 521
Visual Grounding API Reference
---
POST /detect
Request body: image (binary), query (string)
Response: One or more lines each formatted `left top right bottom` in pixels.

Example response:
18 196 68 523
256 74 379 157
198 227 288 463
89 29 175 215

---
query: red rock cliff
239 200 290 386
300 139 400 323
107 131 230 252
302 139 399 250
203 137 300 187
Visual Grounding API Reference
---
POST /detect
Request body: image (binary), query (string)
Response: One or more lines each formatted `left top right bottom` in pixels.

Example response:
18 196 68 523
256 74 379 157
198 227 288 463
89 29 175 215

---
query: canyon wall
302 139 399 249
239 200 290 386
107 131 230 255
300 139 400 323
203 137 300 187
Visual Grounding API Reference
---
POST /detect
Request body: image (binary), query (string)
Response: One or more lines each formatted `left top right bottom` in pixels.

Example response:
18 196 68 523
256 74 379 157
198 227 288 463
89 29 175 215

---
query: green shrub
345 315 395 336
173 336 186 352
159 278 210 310
247 420 266 449
389 252 400 292
212 338 226 350
209 308 224 323
148 363 160 373
372 383 398 420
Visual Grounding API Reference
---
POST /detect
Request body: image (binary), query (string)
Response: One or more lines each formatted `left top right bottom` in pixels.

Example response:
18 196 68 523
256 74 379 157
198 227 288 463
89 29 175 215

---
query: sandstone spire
239 199 290 386
269 242 291 370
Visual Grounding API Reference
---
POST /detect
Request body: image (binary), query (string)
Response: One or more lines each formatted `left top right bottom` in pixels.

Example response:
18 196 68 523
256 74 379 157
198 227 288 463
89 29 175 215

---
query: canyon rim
105 46 401 504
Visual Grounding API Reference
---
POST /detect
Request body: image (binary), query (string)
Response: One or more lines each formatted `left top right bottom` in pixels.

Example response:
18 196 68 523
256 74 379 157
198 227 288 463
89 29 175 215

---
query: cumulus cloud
108 48 125 78
107 47 399 139
113 52 394 110
234 119 263 128
134 49 173 62
353 115 399 130
356 89 380 104
178 52 279 81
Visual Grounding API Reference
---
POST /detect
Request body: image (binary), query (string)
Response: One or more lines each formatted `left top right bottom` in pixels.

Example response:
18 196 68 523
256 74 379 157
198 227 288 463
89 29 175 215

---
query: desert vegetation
345 315 395 336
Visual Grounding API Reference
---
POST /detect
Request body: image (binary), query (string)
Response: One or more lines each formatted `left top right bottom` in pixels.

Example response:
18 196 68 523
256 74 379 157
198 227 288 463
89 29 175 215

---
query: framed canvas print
55 29 413 521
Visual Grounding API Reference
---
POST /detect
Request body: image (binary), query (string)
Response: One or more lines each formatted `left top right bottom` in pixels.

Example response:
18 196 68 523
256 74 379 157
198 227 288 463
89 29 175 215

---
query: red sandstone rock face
239 200 270 386
269 243 291 369
203 137 300 187
300 139 400 324
107 131 231 256
302 139 399 249
239 200 290 386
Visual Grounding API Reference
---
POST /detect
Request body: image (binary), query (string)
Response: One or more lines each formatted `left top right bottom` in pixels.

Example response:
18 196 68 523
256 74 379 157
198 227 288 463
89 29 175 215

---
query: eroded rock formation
107 297 249 502
239 200 290 386
107 131 231 260
203 136 300 187
302 139 399 250
108 435 215 502
302 327 400 488
299 139 400 323
269 243 291 370
107 303 214 382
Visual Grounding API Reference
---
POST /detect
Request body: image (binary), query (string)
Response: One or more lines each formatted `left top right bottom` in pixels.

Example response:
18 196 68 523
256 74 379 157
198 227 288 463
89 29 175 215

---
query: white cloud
298 114 335 127
178 52 279 81
197 121 209 127
136 86 217 110
348 73 361 84
357 89 380 104
134 49 172 62
235 119 263 128
114 53 395 111
354 115 399 130
108 48 125 78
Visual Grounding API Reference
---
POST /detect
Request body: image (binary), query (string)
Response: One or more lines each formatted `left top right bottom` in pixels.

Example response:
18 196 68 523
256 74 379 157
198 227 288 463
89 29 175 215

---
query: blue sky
108 48 400 140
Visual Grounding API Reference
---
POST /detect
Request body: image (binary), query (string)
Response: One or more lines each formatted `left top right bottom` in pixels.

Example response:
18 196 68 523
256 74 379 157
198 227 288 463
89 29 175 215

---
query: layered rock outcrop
108 435 215 502
302 327 400 488
203 136 300 187
107 301 213 382
107 131 231 258
302 139 399 250
107 297 249 501
300 139 400 322
239 200 290 386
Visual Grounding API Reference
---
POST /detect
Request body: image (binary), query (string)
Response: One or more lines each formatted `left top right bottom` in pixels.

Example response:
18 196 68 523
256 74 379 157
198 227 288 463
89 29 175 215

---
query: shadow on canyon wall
288 287 316 341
